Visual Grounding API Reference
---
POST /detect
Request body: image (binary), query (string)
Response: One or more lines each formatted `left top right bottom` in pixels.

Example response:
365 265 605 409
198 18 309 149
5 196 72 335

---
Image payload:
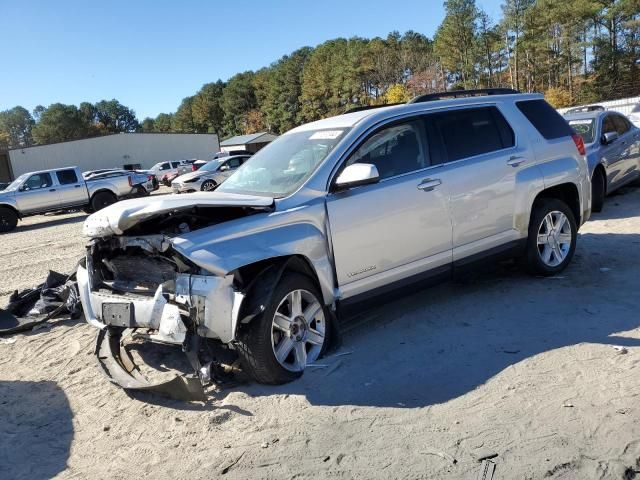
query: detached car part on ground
78 91 591 400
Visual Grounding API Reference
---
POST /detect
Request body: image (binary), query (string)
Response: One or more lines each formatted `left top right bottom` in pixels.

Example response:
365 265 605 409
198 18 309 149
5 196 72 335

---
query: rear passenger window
348 121 427 180
56 169 78 185
431 107 514 163
516 99 574 139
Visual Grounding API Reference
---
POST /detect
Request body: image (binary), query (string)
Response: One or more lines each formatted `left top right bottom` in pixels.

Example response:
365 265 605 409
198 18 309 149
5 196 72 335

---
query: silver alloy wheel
537 210 572 267
202 180 216 191
271 289 325 372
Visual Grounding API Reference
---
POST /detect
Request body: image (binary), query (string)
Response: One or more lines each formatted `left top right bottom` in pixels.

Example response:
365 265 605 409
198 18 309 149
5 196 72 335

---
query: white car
628 104 640 128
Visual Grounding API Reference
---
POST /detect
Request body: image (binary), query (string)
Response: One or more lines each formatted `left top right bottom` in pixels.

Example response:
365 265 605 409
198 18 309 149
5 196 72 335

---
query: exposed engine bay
78 202 274 401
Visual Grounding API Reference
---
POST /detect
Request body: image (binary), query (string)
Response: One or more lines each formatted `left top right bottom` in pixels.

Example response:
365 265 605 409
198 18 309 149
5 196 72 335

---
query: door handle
74 185 81 188
507 155 525 167
49 188 56 192
417 178 442 191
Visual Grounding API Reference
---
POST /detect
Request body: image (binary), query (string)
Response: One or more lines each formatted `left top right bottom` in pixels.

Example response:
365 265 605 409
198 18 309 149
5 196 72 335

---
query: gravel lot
1 186 640 479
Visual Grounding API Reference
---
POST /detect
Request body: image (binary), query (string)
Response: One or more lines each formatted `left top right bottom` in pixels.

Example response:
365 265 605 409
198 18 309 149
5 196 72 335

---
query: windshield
4 173 29 191
568 119 596 144
217 129 348 197
199 160 224 173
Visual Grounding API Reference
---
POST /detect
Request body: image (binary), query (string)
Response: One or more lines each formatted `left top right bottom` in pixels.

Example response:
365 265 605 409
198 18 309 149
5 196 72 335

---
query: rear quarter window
516 99 574 139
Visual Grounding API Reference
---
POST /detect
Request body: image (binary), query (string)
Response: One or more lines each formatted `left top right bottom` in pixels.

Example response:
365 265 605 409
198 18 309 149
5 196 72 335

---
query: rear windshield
517 99 574 139
567 119 596 144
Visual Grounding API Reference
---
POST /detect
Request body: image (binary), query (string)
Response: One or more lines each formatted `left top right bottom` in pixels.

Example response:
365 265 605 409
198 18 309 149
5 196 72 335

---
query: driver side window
347 121 427 180
24 173 53 190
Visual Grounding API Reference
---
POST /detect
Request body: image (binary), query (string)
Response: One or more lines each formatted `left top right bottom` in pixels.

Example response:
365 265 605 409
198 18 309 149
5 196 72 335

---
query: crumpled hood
83 191 274 237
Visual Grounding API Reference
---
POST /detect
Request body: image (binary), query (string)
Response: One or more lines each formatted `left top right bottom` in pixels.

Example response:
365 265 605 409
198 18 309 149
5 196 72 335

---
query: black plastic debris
0 269 82 335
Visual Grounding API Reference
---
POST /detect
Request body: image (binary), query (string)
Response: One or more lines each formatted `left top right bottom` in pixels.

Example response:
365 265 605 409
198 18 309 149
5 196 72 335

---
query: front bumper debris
78 249 244 400
96 328 206 402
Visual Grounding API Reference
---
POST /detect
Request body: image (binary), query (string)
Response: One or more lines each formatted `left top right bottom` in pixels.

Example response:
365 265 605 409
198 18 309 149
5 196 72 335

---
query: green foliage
32 104 90 144
0 106 35 149
192 81 225 134
172 96 197 133
153 113 174 132
6 3 639 145
94 99 139 133
222 72 258 136
141 117 156 133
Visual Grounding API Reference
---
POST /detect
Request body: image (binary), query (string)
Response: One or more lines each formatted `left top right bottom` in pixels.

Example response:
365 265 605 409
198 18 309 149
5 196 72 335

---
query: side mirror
602 131 619 145
334 163 380 191
19 185 28 192
220 165 230 172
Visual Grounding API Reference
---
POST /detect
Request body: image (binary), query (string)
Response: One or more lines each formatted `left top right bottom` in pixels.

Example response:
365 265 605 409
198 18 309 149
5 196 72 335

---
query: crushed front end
76 195 273 400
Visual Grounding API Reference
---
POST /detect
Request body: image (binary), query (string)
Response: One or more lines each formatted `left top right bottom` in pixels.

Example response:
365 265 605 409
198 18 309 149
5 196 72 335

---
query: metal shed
220 132 278 154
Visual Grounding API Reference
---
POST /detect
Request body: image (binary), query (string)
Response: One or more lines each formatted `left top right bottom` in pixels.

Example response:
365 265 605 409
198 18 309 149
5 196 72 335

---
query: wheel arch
533 182 581 226
90 188 117 202
235 254 327 324
0 203 21 219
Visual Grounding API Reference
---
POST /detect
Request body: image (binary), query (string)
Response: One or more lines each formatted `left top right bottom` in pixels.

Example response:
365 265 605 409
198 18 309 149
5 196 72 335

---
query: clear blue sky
0 0 503 120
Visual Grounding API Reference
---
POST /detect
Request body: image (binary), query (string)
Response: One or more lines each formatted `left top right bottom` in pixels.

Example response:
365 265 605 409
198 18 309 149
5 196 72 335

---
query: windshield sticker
309 130 343 140
568 120 592 125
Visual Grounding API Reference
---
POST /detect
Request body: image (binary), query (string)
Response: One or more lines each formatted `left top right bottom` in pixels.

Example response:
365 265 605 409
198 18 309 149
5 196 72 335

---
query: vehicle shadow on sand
13 213 86 233
229 214 640 408
0 380 73 479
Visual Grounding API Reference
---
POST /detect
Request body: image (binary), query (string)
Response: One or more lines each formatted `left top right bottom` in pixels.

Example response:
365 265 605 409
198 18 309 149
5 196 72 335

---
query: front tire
236 273 329 384
525 198 577 276
0 207 18 233
591 169 606 213
90 191 117 211
201 180 217 191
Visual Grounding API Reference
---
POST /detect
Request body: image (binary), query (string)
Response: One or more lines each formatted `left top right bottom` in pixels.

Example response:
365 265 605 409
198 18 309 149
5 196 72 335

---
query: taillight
572 134 586 155
128 175 133 186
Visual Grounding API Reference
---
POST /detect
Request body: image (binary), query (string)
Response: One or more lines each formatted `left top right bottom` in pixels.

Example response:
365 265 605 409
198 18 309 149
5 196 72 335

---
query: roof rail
407 88 520 104
344 103 403 114
564 105 605 114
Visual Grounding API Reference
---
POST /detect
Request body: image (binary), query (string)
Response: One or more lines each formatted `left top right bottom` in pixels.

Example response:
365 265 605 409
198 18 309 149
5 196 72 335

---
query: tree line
1 0 638 150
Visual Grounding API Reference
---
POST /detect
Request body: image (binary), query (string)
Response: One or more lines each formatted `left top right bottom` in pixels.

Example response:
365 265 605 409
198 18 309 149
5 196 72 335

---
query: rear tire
0 207 18 233
201 180 217 191
525 198 577 276
90 191 117 212
591 168 606 213
236 273 329 384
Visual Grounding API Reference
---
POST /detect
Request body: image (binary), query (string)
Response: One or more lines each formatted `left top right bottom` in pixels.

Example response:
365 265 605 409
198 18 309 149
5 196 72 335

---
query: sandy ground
1 186 640 479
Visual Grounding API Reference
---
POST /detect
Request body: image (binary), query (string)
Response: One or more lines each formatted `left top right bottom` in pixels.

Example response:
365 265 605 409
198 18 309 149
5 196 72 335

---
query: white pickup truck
0 166 145 232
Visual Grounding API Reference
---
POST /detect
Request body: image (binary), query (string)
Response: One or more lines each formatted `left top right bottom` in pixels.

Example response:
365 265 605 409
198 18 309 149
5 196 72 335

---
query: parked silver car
565 110 640 211
171 155 251 193
78 90 590 395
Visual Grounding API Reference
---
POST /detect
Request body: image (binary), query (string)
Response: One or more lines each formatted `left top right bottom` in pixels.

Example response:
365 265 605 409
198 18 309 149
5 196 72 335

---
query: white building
4 133 219 179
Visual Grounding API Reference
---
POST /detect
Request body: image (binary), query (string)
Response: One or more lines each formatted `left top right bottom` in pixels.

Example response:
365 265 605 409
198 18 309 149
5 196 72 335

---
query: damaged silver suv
78 90 591 393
